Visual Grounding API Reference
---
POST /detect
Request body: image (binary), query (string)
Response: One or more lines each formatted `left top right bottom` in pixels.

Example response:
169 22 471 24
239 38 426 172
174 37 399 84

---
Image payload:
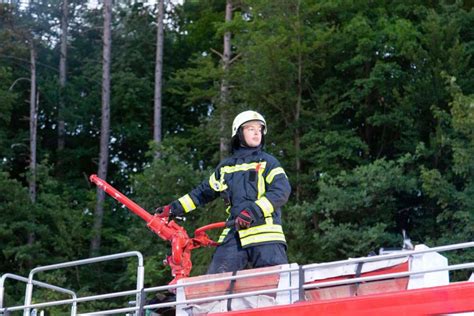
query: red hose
194 222 226 235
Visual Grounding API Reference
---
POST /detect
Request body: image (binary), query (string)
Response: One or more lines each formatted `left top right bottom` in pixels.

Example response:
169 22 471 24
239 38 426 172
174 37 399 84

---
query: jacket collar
231 145 262 158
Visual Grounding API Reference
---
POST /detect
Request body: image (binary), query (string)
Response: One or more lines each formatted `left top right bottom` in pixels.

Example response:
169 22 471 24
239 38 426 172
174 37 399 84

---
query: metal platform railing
0 273 77 315
0 251 143 316
1 241 473 315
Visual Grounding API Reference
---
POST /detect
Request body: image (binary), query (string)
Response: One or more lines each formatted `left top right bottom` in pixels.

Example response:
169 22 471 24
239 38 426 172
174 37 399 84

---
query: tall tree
153 0 165 159
0 1 71 272
0 2 41 203
232 0 321 200
28 42 38 204
57 0 68 151
217 0 232 159
162 0 230 167
292 0 303 200
91 0 112 256
22 37 39 268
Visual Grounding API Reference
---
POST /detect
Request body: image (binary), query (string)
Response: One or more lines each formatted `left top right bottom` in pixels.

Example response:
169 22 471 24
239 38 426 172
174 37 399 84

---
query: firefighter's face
242 121 263 147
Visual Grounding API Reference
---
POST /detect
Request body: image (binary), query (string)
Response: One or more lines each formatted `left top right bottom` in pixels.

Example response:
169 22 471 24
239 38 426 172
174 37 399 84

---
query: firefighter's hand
154 205 171 219
235 210 253 229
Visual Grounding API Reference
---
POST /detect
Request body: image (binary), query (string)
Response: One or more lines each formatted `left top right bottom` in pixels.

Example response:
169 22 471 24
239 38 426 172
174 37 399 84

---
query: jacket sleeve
253 157 291 217
173 167 222 214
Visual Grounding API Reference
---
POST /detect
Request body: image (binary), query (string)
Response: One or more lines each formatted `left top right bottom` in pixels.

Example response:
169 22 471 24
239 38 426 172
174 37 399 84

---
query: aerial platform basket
1 244 473 315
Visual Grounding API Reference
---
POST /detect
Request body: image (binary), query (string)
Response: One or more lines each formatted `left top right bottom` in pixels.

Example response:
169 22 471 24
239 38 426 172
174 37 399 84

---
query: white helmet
231 110 267 137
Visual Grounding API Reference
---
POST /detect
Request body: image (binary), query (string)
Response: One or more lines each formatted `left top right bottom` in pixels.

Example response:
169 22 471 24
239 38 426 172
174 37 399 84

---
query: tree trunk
219 0 232 160
29 44 37 204
294 0 302 201
90 0 112 257
57 0 68 151
28 43 38 265
153 0 164 160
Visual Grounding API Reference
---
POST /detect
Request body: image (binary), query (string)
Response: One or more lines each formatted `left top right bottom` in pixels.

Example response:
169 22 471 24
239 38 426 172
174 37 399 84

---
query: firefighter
156 110 291 274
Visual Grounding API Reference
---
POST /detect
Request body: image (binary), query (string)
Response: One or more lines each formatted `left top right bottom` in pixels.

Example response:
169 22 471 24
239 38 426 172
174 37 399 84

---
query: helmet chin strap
231 126 265 152
238 128 250 147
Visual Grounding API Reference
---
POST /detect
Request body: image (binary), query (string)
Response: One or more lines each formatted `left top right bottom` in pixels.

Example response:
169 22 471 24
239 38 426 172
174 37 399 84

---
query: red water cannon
89 174 226 284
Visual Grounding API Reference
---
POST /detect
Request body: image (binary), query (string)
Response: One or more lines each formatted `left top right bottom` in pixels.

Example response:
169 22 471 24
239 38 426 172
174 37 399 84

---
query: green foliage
419 76 474 243
309 157 418 257
0 1 473 308
133 143 204 209
0 171 34 272
301 129 368 177
0 67 17 165
0 67 15 124
0 162 96 307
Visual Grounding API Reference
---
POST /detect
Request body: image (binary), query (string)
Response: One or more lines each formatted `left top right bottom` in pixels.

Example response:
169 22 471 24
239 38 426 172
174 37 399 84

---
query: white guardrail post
21 251 143 316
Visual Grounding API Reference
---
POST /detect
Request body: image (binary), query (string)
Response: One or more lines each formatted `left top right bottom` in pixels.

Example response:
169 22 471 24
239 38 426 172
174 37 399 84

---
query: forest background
0 0 473 312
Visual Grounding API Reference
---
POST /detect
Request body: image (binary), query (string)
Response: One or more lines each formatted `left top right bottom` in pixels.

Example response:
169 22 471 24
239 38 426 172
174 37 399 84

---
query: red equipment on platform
89 174 225 284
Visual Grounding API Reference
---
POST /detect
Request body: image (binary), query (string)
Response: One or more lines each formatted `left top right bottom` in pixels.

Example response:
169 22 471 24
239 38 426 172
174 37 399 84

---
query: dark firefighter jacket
173 146 291 248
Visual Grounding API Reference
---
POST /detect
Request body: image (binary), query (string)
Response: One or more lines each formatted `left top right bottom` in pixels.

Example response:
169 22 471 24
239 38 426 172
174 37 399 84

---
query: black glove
235 209 253 229
232 202 264 230
154 201 184 220
154 205 172 219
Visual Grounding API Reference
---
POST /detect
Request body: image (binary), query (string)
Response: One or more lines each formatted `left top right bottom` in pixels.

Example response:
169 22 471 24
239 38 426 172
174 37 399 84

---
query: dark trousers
206 232 288 274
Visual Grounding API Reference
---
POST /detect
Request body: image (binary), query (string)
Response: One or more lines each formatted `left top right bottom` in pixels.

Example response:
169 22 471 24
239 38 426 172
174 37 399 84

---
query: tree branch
210 48 224 59
229 52 241 64
9 77 31 91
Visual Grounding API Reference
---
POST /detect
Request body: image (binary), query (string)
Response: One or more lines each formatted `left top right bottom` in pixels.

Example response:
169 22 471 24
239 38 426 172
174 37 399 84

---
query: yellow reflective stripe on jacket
220 161 267 198
265 167 286 184
238 223 286 247
210 162 268 193
257 164 266 199
217 227 230 243
239 232 286 247
237 223 283 238
209 172 228 192
220 162 266 174
178 194 196 213
255 196 274 217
